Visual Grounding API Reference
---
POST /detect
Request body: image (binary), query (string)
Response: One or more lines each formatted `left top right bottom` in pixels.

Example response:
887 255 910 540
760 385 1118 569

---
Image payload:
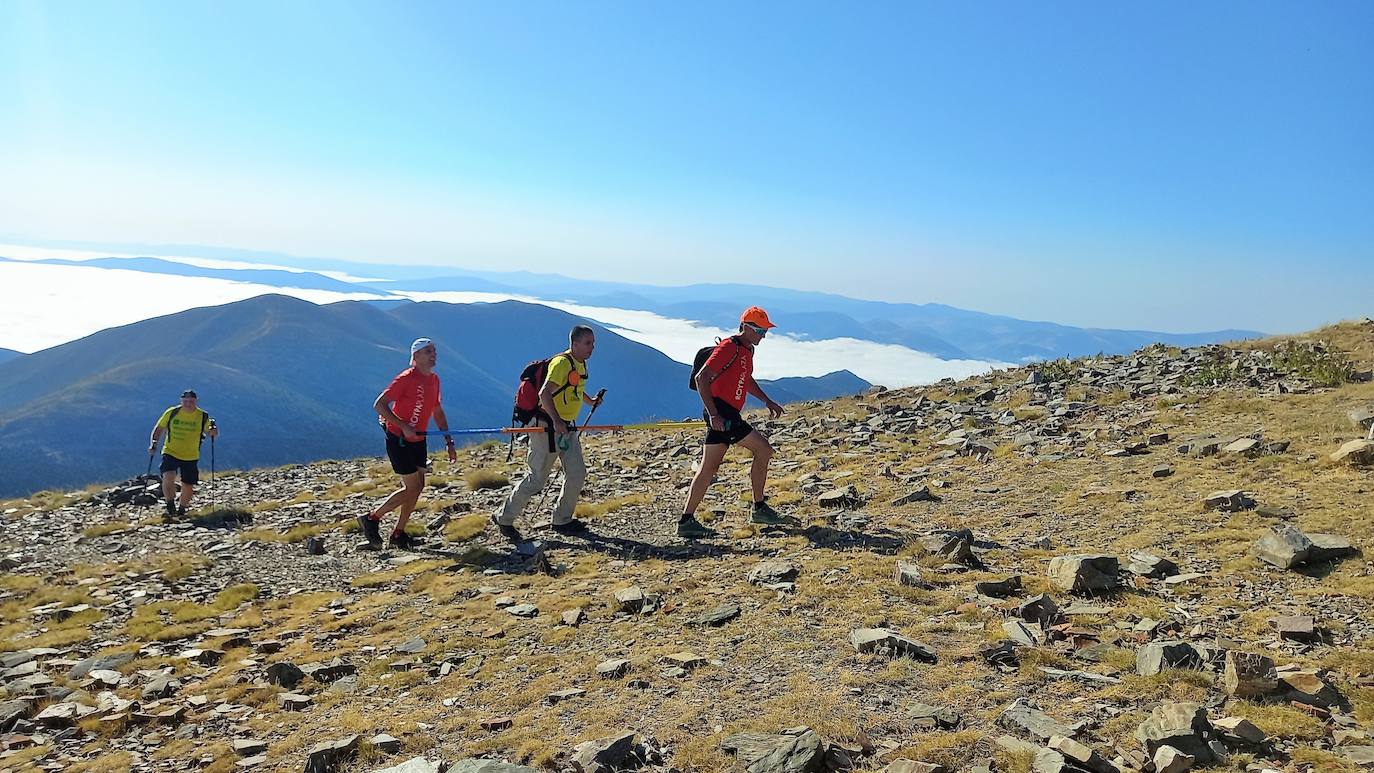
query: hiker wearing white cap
358 337 457 550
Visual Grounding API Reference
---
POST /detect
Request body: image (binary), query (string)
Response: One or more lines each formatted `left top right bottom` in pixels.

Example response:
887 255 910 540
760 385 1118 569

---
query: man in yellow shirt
148 389 219 518
493 325 603 539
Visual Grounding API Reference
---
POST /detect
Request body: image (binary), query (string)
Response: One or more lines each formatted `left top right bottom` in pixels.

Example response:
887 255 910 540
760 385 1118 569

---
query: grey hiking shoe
676 516 717 539
356 515 383 549
750 500 791 526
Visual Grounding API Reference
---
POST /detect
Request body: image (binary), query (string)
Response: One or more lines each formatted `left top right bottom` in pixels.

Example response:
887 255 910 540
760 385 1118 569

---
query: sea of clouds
0 245 1002 388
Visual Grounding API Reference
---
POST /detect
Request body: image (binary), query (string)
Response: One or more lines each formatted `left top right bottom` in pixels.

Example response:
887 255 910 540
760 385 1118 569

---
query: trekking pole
209 420 217 510
580 389 608 430
145 452 154 479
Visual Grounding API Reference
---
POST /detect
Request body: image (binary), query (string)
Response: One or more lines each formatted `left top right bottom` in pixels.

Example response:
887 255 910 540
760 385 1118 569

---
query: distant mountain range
0 348 20 365
0 295 869 496
0 253 1261 363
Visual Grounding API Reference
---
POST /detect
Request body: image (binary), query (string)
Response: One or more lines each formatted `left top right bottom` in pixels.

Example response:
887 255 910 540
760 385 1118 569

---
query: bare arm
747 377 784 418
148 424 165 454
433 403 457 461
539 381 568 434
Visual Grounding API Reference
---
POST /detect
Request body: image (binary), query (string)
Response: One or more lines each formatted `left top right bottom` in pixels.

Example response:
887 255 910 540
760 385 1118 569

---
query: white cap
410 337 434 356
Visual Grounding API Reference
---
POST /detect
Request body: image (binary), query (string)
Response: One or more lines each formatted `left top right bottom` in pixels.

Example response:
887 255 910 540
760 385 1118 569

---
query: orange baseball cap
740 306 776 329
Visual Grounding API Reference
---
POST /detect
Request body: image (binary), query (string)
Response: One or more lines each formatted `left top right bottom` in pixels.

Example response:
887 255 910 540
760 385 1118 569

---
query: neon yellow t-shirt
544 353 588 423
157 406 209 461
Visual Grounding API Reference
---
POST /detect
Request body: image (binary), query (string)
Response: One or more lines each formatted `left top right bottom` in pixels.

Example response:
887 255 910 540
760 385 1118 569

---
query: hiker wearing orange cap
493 325 603 540
678 307 789 538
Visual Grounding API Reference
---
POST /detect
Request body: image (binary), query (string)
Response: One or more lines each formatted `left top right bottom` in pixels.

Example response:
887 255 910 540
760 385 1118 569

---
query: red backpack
509 355 575 456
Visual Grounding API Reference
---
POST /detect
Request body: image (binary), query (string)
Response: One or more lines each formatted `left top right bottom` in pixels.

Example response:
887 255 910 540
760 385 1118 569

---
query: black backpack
689 337 742 391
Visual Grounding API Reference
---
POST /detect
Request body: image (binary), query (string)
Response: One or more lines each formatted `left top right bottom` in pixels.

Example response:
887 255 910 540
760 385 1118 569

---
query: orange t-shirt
705 338 753 411
382 367 441 436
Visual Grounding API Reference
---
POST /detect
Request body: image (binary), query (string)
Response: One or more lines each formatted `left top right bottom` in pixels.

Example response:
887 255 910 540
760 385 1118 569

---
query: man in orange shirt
359 337 458 550
677 307 789 539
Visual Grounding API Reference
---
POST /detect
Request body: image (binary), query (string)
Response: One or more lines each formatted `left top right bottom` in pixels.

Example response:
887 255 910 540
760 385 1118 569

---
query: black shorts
159 454 200 485
703 397 754 446
385 431 429 476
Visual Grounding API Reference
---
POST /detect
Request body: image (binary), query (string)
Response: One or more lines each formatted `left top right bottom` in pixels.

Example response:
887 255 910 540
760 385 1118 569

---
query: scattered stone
1017 594 1063 626
613 586 646 613
394 637 426 654
721 728 825 773
1254 524 1358 570
304 734 361 773
818 486 862 509
1047 554 1119 593
1137 641 1209 676
1047 734 1118 773
373 758 441 773
1134 702 1215 763
975 575 1021 598
233 738 269 757
1280 669 1346 709
562 608 584 626
278 692 313 711
1204 490 1254 512
1125 552 1179 579
305 536 327 555
546 688 585 705
1213 717 1266 745
571 731 637 773
748 560 799 585
997 698 1074 742
1152 465 1174 478
892 487 936 505
664 652 707 670
920 529 977 566
1330 439 1374 466
506 603 538 618
481 716 513 731
688 603 741 627
596 659 631 678
1002 620 1042 647
267 662 306 689
906 703 961 730
1223 651 1279 699
1269 615 1316 642
850 629 937 662
1153 745 1195 773
142 675 181 699
894 561 926 588
370 734 402 754
449 761 541 773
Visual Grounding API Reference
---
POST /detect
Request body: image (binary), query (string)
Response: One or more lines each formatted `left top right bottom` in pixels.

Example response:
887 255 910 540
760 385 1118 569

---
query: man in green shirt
148 389 219 518
492 325 603 539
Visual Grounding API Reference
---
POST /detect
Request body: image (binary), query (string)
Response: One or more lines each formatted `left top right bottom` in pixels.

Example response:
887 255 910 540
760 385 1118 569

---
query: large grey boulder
1047 555 1119 593
1136 641 1209 676
1253 525 1314 569
1133 702 1215 763
1203 490 1254 512
721 728 825 773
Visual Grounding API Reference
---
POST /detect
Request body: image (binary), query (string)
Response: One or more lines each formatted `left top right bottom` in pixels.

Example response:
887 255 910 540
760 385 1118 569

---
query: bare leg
161 470 177 508
683 443 729 515
178 482 195 510
372 470 425 526
735 431 775 503
393 470 426 533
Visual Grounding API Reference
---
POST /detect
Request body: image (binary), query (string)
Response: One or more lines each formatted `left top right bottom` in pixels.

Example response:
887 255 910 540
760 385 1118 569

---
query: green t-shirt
157 406 209 461
544 353 588 422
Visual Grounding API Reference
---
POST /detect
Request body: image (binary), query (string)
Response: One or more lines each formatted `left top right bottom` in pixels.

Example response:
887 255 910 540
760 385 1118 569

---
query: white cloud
398 291 1003 387
0 252 1002 387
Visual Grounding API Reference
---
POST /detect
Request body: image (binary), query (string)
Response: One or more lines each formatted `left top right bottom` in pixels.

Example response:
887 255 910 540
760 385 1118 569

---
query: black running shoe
388 530 417 550
177 505 187 518
489 514 523 543
676 516 717 539
550 519 589 536
356 515 383 549
750 500 791 526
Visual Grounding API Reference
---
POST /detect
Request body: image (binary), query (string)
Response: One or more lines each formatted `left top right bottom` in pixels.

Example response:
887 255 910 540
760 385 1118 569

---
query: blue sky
2 1 1370 332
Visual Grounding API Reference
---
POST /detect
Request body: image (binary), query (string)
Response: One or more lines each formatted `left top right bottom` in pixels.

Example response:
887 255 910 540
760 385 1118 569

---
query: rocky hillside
2 321 1373 773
